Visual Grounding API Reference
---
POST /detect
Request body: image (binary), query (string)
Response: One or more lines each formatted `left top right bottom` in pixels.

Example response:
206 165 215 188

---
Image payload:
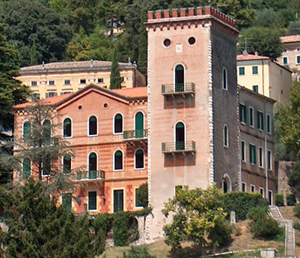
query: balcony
161 83 195 98
162 141 196 155
76 170 105 181
123 130 148 145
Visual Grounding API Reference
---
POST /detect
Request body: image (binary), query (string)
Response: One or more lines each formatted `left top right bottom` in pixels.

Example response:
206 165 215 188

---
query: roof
238 85 276 103
14 85 147 110
280 35 300 43
237 54 269 61
20 60 137 74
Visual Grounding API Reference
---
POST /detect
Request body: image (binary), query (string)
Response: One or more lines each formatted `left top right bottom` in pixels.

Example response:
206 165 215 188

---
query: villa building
17 60 146 100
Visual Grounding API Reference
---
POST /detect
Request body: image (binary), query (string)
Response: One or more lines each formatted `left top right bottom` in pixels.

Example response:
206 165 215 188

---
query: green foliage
0 179 95 258
123 246 156 258
289 161 300 200
275 194 284 206
294 204 300 218
288 20 300 35
113 212 129 246
136 183 148 208
247 206 280 239
287 194 296 206
162 184 232 252
293 220 300 230
238 26 284 60
222 191 268 221
110 46 121 89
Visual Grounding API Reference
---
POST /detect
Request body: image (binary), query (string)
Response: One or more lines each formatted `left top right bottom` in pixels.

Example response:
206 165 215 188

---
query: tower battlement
147 6 237 30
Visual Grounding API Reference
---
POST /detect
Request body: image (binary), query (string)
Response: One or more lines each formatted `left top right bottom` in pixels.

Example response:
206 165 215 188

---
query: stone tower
146 7 239 240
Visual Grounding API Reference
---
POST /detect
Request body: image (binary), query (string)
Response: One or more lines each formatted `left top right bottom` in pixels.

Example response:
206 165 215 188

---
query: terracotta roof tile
237 54 269 61
280 35 300 43
112 87 147 98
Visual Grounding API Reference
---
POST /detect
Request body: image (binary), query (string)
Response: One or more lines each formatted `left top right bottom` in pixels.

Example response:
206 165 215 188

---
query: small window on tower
163 39 171 47
188 37 196 45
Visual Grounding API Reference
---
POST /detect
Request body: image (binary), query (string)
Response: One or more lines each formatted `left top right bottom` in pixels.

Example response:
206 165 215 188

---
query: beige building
237 53 292 102
146 7 239 240
279 35 300 80
17 60 146 100
239 86 276 205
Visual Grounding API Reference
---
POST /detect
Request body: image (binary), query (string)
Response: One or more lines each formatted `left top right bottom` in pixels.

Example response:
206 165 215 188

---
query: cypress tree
110 47 121 89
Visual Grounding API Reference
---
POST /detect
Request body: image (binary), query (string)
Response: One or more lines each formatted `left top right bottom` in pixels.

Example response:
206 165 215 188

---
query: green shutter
88 192 97 210
114 190 124 213
135 112 144 138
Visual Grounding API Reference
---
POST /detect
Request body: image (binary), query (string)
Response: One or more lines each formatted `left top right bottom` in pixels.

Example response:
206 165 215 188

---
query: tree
238 26 284 60
110 47 121 89
289 161 300 200
162 184 232 253
136 183 148 208
0 179 95 258
276 80 300 158
0 24 30 131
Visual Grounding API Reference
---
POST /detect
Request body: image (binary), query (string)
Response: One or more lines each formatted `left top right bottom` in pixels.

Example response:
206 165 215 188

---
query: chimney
254 51 259 56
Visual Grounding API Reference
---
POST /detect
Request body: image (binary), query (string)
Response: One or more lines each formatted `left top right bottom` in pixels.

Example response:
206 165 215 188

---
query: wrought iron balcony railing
162 141 196 153
123 129 148 140
161 83 195 95
76 170 105 181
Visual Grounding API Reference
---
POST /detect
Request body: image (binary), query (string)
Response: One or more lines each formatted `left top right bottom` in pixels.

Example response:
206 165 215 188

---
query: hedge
275 194 284 206
222 192 268 221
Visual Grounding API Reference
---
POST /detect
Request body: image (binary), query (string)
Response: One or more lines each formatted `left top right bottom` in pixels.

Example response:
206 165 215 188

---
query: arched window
114 150 123 170
222 67 228 90
175 122 185 150
135 149 144 169
42 155 50 176
43 120 51 145
175 65 184 92
222 174 232 193
23 121 31 141
23 158 31 178
224 125 229 147
89 116 97 136
135 112 144 138
88 152 97 179
63 154 71 174
63 118 72 137
114 114 123 133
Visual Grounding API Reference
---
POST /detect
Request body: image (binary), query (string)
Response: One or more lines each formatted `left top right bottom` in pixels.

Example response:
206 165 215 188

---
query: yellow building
237 53 292 102
17 60 146 100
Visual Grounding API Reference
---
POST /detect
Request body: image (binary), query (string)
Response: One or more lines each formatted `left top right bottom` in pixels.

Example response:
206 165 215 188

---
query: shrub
249 216 280 238
123 246 156 258
222 192 268 221
287 194 296 206
293 221 300 231
294 203 300 218
275 194 284 206
113 212 130 246
93 213 112 234
247 206 268 221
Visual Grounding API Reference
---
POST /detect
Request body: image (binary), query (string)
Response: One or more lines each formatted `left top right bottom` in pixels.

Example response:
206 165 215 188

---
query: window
63 118 72 138
63 155 71 174
251 185 255 192
260 188 264 197
175 122 185 150
23 158 31 178
135 149 144 169
31 81 37 86
114 114 123 134
42 155 51 176
222 67 228 90
257 111 264 130
48 80 55 86
64 79 71 85
80 79 86 84
135 112 144 138
297 56 300 64
88 116 97 136
239 104 247 124
42 120 51 145
252 85 259 93
267 114 271 134
283 57 288 65
175 65 184 92
249 107 254 127
239 67 245 75
259 147 263 168
45 92 57 98
88 191 97 210
242 182 246 192
89 152 97 173
114 151 123 170
135 188 143 208
267 150 272 170
113 190 124 212
23 121 31 141
223 125 229 147
249 144 256 165
252 66 258 75
97 78 104 83
62 194 72 212
241 140 246 162
120 77 125 83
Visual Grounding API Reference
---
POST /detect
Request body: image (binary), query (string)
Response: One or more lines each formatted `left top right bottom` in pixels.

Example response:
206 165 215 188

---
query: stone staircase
269 206 295 257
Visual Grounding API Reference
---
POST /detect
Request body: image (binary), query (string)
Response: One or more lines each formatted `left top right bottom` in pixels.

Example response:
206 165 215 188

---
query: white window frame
241 140 246 162
64 79 71 85
79 79 87 84
296 55 300 64
62 117 73 139
259 187 264 198
252 66 258 75
31 81 38 86
257 110 264 131
259 146 263 168
267 114 271 134
249 106 254 128
87 115 98 137
250 184 256 192
239 67 245 76
113 149 124 171
113 113 124 135
112 188 126 212
283 56 288 65
249 143 256 165
242 182 246 192
48 80 55 86
134 187 143 209
134 148 145 170
267 149 272 170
